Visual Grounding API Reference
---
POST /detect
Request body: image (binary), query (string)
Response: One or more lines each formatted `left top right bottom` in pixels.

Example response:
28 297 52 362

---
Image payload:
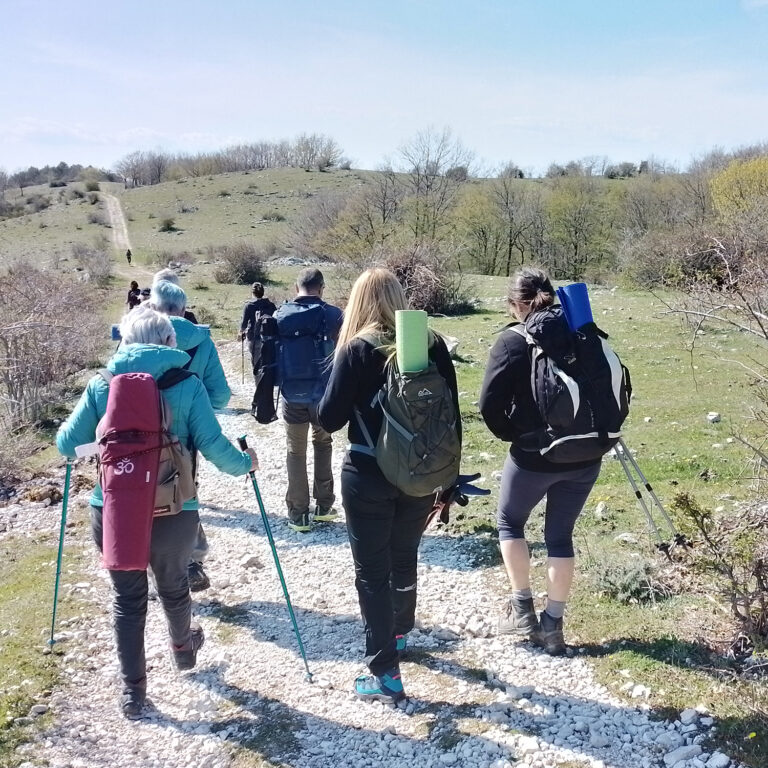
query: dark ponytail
508 266 555 313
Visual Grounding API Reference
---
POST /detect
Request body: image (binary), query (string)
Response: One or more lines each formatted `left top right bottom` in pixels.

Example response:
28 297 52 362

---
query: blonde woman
318 268 461 702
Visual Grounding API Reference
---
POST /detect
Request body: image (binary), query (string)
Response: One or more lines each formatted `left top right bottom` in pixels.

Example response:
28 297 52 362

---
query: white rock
706 753 731 768
239 554 262 569
706 412 721 423
679 708 699 725
664 744 702 766
590 733 610 748
439 753 458 765
517 735 539 755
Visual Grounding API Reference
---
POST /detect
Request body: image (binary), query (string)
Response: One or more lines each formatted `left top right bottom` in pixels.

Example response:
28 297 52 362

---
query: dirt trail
103 193 132 253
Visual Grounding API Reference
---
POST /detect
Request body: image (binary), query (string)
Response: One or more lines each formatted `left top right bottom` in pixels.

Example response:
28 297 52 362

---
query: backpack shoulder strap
98 368 113 384
182 344 200 370
157 368 196 391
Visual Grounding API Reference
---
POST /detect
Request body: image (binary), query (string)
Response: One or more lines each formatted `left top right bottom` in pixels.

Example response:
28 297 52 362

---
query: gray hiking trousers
90 505 198 692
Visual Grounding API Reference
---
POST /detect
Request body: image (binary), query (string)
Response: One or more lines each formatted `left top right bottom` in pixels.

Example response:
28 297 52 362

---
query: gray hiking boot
498 597 540 637
531 611 567 656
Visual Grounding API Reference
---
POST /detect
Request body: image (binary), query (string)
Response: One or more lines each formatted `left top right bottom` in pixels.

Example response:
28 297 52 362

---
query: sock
545 599 566 619
512 588 533 601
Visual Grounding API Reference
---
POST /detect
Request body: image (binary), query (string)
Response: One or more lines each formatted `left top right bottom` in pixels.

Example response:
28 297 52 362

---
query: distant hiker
151 279 232 592
126 280 140 310
140 287 151 303
56 305 258 719
317 268 461 703
274 268 342 532
239 281 277 366
479 267 603 656
126 249 132 266
152 268 198 324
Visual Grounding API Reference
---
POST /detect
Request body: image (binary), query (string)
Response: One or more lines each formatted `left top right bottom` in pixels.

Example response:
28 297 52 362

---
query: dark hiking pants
341 453 433 676
90 505 198 692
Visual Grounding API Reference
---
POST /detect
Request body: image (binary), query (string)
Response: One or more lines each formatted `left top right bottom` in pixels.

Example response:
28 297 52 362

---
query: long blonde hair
336 268 408 354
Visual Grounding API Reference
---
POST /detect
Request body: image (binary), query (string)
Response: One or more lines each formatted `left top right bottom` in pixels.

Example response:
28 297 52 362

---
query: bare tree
115 150 147 187
398 127 474 243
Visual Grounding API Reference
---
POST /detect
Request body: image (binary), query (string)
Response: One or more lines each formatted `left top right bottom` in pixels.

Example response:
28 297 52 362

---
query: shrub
69 188 85 200
72 242 112 286
87 191 100 205
217 190 231 197
211 243 271 284
0 263 103 430
261 211 286 222
159 217 176 232
193 306 217 326
87 211 108 226
673 492 768 655
150 249 196 267
381 245 476 315
29 195 51 213
591 560 675 605
84 181 100 192
49 180 67 188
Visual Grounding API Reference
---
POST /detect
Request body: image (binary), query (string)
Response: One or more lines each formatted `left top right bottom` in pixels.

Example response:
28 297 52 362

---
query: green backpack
353 343 461 497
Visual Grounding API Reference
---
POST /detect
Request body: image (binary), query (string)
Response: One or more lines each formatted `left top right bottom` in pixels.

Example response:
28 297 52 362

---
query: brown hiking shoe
531 611 567 656
498 597 540 637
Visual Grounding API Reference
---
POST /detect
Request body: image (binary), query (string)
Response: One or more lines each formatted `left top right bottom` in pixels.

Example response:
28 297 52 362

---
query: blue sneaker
354 669 405 703
395 634 407 654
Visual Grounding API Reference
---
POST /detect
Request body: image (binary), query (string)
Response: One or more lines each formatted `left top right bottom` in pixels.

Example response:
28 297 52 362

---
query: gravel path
102 194 132 253
8 343 735 768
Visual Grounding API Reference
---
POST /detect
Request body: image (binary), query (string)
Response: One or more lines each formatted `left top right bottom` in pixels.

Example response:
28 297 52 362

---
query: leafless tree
398 127 474 243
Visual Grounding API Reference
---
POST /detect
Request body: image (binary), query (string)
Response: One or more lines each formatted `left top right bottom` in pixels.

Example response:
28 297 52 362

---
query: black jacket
479 321 597 472
240 297 277 339
318 334 461 450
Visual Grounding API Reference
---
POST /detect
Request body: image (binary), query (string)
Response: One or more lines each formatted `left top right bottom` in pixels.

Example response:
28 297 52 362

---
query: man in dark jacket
239 282 277 372
275 268 342 532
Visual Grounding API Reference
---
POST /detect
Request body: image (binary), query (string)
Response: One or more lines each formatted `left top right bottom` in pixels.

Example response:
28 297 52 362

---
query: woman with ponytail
479 267 601 655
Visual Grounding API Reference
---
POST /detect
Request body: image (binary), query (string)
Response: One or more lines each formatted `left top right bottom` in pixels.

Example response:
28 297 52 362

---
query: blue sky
2 0 768 175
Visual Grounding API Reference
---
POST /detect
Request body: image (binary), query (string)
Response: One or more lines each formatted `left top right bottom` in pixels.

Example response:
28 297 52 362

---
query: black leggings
497 455 600 558
341 453 433 676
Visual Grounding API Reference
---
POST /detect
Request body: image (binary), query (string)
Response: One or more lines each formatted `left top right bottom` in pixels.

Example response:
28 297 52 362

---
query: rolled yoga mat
556 283 594 331
395 309 429 372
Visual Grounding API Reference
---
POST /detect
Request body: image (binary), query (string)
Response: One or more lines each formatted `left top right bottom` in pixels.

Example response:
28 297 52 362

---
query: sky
2 0 768 176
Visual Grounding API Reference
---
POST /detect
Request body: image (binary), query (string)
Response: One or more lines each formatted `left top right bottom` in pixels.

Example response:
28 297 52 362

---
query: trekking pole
49 459 73 646
237 435 313 682
614 446 666 549
240 337 245 384
616 438 687 546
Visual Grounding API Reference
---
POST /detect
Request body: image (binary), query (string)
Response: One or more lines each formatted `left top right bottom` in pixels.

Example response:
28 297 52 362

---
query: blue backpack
274 300 335 405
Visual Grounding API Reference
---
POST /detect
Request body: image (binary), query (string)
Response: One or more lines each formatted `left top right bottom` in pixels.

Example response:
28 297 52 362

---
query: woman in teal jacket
150 278 232 591
56 306 257 719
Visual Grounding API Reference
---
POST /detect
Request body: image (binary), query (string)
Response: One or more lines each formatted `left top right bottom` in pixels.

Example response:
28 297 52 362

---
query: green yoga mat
395 310 428 372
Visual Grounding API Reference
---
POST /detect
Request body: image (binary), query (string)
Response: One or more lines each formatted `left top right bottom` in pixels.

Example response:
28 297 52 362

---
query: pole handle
237 434 248 452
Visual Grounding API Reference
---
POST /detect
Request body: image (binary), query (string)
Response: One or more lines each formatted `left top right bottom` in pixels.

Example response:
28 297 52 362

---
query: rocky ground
4 343 737 768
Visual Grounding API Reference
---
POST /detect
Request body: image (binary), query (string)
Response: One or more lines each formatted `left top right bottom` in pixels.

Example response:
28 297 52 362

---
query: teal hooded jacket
169 316 231 410
56 343 251 508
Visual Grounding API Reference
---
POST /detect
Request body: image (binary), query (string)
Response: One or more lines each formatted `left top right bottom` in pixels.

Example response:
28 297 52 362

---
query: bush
261 211 286 222
159 217 176 232
69 188 85 200
0 263 103 431
193 306 218 326
87 191 100 205
217 190 231 197
381 245 476 315
211 243 271 284
591 560 675 605
150 249 196 267
84 181 100 192
87 211 108 226
49 180 67 188
72 242 112 286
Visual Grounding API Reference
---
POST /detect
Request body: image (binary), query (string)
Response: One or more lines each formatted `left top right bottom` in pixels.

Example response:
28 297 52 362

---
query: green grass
119 167 364 257
0 539 85 766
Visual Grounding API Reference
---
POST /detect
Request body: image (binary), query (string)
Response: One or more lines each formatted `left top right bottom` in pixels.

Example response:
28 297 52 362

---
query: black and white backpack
512 306 631 463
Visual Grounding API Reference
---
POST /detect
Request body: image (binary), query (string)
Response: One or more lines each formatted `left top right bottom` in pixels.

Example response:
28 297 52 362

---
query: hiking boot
395 634 408 655
288 511 311 533
498 597 539 637
119 686 146 720
173 625 205 671
354 668 405 703
531 611 567 656
188 561 210 593
312 505 338 522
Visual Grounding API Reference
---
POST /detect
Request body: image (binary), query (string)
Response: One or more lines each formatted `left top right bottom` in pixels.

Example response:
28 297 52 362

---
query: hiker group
56 264 631 718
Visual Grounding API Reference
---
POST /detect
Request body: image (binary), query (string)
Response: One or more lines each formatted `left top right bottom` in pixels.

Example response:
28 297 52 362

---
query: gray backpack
353 345 461 497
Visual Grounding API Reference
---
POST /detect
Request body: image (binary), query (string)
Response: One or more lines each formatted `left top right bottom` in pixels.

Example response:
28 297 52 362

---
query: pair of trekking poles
612 438 689 558
49 437 315 682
